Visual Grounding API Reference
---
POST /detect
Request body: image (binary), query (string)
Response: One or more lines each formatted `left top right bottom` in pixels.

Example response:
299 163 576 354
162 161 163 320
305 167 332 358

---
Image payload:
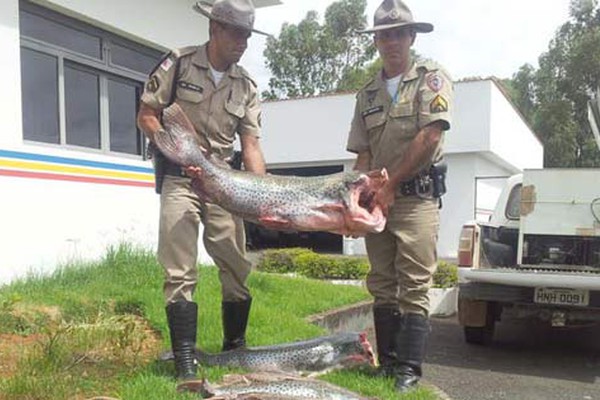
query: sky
241 0 572 91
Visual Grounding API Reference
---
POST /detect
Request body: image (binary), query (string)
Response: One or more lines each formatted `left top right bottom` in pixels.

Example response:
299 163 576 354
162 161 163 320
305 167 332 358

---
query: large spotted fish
186 372 371 399
156 103 388 236
161 331 375 373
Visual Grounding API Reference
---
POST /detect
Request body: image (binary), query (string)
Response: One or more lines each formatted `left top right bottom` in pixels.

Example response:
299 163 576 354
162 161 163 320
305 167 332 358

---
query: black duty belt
399 162 448 200
164 160 186 177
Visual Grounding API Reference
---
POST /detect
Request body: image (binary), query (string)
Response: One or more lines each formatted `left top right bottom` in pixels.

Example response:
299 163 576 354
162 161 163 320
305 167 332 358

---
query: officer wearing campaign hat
346 0 453 393
137 0 269 389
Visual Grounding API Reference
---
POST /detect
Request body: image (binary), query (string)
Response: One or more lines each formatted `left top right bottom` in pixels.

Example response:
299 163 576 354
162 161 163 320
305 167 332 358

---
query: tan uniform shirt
347 59 453 173
141 43 262 161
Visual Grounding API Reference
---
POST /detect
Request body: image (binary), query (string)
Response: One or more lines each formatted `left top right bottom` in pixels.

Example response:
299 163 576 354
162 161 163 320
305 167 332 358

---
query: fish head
157 103 208 166
327 332 376 368
342 168 389 235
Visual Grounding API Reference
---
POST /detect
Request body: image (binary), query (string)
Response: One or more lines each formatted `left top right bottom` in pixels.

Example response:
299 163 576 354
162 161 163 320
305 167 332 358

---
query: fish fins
258 216 293 230
163 104 197 139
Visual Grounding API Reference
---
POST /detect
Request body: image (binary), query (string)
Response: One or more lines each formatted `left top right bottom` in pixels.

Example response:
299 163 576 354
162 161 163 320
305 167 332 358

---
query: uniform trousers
365 195 440 316
158 175 251 304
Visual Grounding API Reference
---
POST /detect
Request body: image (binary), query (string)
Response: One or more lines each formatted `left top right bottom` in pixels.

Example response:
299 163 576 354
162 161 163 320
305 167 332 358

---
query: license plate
534 288 589 306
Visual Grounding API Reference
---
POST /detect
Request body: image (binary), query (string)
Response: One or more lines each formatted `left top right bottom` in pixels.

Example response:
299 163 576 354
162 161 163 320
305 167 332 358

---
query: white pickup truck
456 92 600 345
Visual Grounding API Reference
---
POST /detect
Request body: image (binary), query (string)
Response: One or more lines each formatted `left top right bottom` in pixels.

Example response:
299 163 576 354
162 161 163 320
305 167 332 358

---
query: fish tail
162 104 198 142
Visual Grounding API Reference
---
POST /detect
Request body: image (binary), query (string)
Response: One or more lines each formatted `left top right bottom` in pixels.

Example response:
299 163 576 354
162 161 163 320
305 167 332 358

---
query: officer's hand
185 166 203 179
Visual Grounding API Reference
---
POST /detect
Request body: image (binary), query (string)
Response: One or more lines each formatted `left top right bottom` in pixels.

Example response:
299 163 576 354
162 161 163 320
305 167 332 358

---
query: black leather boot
394 313 430 393
372 306 402 377
222 297 252 351
166 301 198 381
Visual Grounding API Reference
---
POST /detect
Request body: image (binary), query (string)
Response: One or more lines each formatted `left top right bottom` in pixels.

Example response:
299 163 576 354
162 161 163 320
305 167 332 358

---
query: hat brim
193 2 271 36
357 21 433 34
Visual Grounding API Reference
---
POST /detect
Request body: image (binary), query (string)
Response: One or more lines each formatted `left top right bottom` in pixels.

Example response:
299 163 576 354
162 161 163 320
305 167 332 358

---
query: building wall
445 80 492 154
261 94 356 166
0 0 218 285
32 0 207 50
0 0 23 148
489 81 544 170
261 81 542 261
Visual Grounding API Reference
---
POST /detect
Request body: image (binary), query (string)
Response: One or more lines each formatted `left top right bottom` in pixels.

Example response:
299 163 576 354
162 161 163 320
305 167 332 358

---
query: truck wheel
464 321 494 346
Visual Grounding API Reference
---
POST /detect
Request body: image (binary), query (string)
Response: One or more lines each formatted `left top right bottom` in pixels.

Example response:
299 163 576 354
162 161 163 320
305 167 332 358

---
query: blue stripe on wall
0 149 153 174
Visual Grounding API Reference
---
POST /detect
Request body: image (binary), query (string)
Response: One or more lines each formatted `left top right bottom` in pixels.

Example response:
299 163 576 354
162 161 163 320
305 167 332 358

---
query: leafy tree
507 0 600 167
262 0 375 99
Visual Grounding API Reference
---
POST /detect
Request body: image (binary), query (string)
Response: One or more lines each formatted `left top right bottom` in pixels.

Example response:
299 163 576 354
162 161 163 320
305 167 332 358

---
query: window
19 2 162 157
505 183 522 220
20 48 60 144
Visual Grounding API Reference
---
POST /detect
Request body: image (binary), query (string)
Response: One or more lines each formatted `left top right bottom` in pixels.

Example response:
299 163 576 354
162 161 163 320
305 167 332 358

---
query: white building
0 0 280 284
0 0 542 285
259 79 543 259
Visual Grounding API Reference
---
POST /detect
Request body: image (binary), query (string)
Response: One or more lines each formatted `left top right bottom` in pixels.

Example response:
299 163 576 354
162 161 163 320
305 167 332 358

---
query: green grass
0 243 439 400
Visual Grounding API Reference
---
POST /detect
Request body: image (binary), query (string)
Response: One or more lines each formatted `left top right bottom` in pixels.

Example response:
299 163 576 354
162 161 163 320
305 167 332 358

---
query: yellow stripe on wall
0 158 153 182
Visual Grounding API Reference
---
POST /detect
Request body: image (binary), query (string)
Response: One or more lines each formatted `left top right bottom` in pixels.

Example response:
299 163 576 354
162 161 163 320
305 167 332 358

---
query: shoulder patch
430 95 449 113
426 72 445 93
149 51 173 76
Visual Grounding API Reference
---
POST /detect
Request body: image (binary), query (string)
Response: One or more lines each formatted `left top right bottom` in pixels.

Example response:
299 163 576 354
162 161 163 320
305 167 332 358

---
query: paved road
424 316 600 400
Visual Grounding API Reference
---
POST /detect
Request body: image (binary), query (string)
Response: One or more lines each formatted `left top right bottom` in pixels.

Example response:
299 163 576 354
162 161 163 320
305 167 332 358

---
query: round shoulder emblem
426 73 444 93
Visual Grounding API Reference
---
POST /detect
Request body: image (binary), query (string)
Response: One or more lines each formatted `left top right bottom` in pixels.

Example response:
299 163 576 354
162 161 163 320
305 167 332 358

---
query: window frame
19 1 163 160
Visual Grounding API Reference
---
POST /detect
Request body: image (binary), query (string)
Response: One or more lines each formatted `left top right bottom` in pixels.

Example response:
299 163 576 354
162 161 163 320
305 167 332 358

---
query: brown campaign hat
193 0 271 36
358 0 433 34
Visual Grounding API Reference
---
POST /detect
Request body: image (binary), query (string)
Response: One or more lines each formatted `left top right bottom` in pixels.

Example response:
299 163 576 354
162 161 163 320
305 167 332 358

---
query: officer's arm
137 102 163 143
385 121 444 189
240 134 266 175
374 121 443 212
352 151 372 173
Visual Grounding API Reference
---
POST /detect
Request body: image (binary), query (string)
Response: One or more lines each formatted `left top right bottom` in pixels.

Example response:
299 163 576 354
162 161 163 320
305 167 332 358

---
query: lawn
0 244 438 400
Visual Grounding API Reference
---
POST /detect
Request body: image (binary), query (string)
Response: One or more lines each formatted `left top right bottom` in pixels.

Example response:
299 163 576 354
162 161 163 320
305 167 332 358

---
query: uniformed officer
136 0 268 385
346 0 452 393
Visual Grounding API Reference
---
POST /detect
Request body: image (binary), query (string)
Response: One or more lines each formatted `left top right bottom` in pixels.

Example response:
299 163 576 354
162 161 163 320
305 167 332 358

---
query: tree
262 0 375 99
506 0 600 167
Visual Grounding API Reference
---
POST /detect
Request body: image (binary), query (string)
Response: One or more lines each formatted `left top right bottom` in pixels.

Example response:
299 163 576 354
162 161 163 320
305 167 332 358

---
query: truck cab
456 93 600 345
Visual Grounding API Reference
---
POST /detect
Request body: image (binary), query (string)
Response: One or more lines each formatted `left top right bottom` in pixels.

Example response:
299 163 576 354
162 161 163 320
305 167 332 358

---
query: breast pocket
176 87 203 104
388 102 418 137
363 107 386 136
222 100 246 136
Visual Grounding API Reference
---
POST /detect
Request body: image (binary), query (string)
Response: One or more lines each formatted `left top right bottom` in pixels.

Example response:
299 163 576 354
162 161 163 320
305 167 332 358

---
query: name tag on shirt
361 105 384 118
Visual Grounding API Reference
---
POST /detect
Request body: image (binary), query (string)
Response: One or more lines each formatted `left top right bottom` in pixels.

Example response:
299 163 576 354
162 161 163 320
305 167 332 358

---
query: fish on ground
161 331 375 373
184 372 372 399
156 103 388 237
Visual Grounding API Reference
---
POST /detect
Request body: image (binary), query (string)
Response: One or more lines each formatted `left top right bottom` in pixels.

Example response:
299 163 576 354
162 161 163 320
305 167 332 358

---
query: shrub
256 248 369 280
256 248 458 286
433 261 458 288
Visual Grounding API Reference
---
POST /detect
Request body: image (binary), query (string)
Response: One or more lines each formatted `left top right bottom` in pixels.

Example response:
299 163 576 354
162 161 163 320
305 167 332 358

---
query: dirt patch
0 333 43 379
0 315 163 380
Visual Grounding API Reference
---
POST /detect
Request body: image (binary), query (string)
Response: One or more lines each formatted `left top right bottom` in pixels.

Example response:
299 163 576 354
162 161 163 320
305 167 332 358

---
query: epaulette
149 46 198 76
237 65 258 88
356 76 377 97
416 58 443 73
171 45 198 59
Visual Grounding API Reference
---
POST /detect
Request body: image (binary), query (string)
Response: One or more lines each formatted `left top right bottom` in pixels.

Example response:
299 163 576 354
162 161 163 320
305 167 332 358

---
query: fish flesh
161 331 375 373
183 372 371 399
156 103 388 236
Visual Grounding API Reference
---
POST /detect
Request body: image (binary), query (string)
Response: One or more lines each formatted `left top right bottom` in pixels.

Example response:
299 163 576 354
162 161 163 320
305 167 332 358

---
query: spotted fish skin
196 372 371 399
156 103 388 236
197 332 374 372
160 332 375 373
